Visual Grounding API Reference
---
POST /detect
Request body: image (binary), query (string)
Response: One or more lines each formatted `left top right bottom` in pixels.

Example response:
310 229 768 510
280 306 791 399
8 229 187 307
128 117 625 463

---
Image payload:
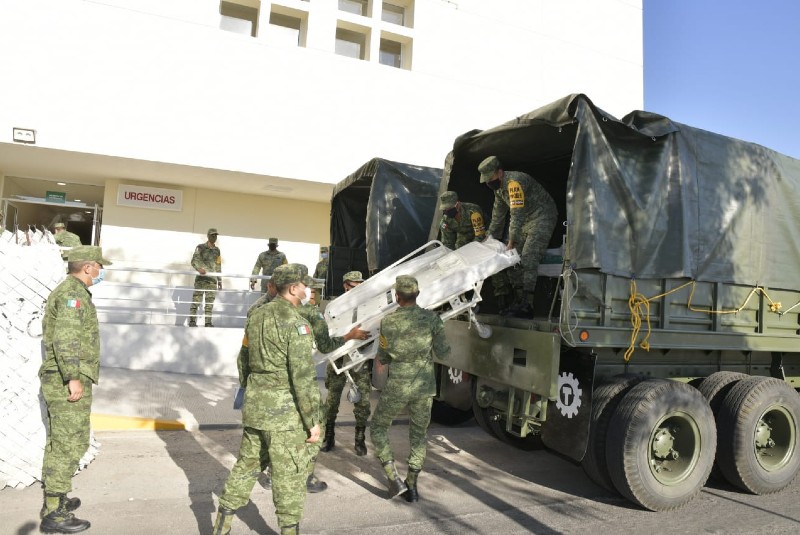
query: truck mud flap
541 350 595 462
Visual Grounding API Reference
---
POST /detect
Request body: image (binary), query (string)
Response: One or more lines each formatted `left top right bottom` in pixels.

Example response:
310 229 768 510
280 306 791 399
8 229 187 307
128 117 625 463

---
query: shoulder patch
297 324 311 335
508 179 524 208
470 211 486 237
379 334 388 349
66 299 81 309
241 334 249 347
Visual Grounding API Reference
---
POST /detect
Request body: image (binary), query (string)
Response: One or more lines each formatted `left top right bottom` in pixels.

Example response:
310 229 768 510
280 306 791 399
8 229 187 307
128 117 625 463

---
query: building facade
0 0 643 280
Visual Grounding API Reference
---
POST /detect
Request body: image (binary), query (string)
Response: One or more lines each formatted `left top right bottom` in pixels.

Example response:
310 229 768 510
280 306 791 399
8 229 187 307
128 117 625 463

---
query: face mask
321 253 328 259
92 268 105 286
487 179 502 191
300 286 312 306
443 207 458 218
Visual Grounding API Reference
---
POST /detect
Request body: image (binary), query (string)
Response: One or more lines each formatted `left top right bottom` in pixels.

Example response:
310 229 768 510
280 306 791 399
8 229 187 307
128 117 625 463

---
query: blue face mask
92 268 105 286
321 253 328 259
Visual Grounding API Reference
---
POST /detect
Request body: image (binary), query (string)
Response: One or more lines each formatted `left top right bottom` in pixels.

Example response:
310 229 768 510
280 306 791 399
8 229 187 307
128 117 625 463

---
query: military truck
428 94 800 511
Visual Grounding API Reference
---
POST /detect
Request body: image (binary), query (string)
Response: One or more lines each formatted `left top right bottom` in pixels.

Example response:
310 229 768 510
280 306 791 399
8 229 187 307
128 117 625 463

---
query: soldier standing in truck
479 155 557 316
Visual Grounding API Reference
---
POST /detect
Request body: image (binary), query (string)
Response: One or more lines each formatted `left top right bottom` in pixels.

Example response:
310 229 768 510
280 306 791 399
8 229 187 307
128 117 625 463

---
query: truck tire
582 375 645 492
716 376 800 494
697 371 748 414
488 415 544 451
606 379 716 511
472 382 498 438
431 399 474 426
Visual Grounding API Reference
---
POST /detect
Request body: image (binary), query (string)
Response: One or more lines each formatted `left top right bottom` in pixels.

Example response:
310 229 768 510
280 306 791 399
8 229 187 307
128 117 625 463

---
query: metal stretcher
314 238 520 400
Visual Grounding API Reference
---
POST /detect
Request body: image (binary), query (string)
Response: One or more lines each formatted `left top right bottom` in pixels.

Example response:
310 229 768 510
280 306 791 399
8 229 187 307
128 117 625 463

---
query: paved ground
3 367 800 534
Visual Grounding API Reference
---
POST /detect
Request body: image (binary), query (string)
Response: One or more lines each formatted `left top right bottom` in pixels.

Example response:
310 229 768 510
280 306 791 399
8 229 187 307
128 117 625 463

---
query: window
219 1 258 37
268 11 304 47
379 38 401 68
339 0 368 17
335 27 368 60
382 3 404 25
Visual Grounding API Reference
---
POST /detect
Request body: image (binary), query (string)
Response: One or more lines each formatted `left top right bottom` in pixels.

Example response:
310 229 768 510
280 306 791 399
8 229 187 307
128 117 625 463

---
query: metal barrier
97 266 324 328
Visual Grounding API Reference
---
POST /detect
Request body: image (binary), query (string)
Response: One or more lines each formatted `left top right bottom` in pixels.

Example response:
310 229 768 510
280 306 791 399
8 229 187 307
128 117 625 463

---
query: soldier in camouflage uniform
313 246 329 280
53 222 82 249
369 275 451 502
39 245 112 534
480 156 558 317
251 237 288 293
189 228 222 327
214 264 321 535
321 271 373 456
437 191 511 311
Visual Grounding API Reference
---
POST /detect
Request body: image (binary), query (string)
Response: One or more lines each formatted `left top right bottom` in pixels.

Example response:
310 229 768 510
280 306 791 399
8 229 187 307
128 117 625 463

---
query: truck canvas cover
438 93 800 290
329 158 442 294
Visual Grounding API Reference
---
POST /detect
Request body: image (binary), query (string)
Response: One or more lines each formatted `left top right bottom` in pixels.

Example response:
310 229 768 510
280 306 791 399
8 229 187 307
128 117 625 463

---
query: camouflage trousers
40 372 93 494
189 277 217 323
369 391 433 471
324 363 371 428
220 426 313 527
514 214 558 294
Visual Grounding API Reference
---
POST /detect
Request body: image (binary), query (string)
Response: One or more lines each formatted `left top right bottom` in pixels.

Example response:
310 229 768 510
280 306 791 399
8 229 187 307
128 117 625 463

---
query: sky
643 0 800 159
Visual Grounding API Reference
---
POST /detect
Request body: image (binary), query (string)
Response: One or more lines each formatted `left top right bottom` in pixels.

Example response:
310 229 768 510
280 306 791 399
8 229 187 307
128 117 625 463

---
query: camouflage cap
268 237 278 245
68 245 113 265
53 222 66 229
343 270 364 283
289 263 315 286
440 191 459 210
271 264 303 286
394 275 419 293
207 228 219 236
478 155 501 183
320 246 329 253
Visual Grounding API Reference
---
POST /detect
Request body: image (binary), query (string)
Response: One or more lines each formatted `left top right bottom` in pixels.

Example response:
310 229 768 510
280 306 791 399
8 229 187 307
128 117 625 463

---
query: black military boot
280 524 299 535
381 460 408 499
188 315 197 327
306 472 328 493
404 467 421 503
212 505 236 535
354 426 367 456
40 491 81 519
321 422 335 452
39 493 90 534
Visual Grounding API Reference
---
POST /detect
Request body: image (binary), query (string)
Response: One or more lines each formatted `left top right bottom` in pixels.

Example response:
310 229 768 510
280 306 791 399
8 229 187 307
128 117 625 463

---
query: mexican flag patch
297 324 311 335
66 299 81 309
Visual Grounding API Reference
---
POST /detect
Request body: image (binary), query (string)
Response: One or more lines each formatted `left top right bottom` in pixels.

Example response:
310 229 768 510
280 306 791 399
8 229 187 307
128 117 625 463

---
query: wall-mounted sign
45 191 67 203
13 127 36 144
117 184 183 211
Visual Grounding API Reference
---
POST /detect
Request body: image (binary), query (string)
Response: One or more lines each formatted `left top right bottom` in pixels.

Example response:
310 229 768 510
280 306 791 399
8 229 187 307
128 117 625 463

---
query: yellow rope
624 280 782 362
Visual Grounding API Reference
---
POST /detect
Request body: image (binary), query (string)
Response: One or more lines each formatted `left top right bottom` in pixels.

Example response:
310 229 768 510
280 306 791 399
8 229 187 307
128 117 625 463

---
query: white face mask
300 286 312 306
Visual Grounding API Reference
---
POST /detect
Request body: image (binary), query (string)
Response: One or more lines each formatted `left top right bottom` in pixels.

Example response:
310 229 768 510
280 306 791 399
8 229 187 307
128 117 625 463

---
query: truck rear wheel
606 379 716 511
697 371 748 414
716 376 800 494
582 375 645 492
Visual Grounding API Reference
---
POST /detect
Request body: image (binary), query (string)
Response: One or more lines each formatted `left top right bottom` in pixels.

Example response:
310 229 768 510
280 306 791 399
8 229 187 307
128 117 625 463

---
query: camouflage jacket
313 259 328 280
236 292 278 386
488 171 557 244
439 201 487 249
54 231 82 248
191 242 221 281
298 303 344 354
241 296 320 432
40 275 100 384
377 304 450 397
251 250 288 280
